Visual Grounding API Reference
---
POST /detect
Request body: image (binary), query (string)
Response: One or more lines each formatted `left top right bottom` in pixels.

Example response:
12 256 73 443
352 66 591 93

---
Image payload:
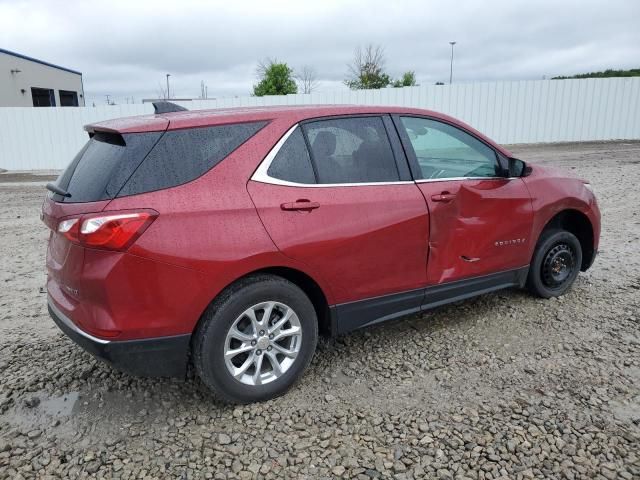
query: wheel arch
193 265 333 342
252 266 333 336
537 209 595 271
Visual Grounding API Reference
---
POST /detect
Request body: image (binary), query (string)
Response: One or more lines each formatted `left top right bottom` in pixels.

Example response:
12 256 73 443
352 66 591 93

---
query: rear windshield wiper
46 182 71 198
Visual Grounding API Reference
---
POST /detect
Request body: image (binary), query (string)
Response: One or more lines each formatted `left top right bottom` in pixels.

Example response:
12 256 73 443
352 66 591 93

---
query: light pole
166 74 171 100
449 41 456 84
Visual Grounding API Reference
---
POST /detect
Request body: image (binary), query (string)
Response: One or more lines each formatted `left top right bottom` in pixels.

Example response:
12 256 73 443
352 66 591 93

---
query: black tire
193 274 318 404
527 229 582 298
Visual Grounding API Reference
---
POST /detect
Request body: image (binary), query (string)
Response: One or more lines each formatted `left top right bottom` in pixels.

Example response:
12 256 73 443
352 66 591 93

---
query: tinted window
303 117 399 184
267 128 315 184
118 121 267 197
53 131 162 203
400 117 499 179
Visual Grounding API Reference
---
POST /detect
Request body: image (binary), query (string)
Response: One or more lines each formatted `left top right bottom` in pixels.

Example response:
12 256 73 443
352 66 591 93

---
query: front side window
399 117 500 180
303 117 400 184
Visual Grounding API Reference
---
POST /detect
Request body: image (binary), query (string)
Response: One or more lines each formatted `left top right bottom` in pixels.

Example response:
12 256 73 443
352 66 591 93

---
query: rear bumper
48 296 190 378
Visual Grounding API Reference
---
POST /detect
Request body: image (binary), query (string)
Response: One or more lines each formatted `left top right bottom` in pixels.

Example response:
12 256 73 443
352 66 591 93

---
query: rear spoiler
83 102 186 135
152 101 188 114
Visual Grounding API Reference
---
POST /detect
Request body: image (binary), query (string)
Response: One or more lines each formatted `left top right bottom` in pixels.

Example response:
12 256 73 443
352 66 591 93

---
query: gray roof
0 47 81 75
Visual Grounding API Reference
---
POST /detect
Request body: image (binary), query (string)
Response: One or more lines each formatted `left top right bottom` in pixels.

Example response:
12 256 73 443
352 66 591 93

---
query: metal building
0 48 85 107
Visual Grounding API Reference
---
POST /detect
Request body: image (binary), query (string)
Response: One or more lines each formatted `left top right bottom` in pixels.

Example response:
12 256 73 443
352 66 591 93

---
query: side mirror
508 157 532 177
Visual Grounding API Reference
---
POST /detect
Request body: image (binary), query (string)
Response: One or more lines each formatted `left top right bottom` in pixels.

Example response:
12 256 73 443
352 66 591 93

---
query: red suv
43 103 600 403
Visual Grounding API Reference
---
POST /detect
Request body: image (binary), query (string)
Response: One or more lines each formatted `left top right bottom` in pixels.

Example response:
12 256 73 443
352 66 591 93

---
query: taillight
58 218 80 243
56 210 158 251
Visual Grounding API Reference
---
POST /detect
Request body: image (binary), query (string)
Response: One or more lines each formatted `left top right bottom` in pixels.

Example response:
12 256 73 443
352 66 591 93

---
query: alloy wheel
224 301 302 386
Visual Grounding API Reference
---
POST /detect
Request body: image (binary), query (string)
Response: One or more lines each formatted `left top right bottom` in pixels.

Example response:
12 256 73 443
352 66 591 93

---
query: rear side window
303 117 399 184
118 121 267 197
267 127 316 184
53 131 162 203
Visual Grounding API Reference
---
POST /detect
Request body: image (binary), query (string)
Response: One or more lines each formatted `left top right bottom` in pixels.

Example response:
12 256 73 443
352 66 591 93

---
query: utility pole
449 41 456 84
166 74 171 100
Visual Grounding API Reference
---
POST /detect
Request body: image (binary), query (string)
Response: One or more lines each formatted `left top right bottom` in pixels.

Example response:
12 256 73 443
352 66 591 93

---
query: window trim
252 117 415 188
391 114 510 181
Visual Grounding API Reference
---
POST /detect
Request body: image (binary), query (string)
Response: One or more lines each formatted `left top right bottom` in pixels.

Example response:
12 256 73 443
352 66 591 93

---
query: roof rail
152 101 188 114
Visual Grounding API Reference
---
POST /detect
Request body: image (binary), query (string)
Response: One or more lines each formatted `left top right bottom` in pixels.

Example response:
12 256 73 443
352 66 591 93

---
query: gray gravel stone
1 141 639 480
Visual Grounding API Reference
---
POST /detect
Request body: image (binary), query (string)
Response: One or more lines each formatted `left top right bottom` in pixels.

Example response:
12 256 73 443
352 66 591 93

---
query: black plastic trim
334 288 424 335
48 299 190 378
382 115 413 181
422 266 528 309
333 267 529 335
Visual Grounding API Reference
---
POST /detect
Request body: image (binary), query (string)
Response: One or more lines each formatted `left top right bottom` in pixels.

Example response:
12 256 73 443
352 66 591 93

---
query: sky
1 0 638 106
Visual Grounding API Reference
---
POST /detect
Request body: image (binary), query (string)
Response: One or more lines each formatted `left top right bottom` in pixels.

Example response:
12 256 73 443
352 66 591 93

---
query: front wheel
527 229 582 298
193 275 318 404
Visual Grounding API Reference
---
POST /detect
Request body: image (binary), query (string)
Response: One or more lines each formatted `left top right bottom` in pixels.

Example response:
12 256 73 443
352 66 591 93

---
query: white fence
1 77 639 171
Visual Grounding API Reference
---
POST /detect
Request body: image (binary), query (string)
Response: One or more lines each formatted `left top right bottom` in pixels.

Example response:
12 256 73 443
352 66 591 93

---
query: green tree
393 71 418 87
552 68 640 79
253 59 298 96
345 44 392 90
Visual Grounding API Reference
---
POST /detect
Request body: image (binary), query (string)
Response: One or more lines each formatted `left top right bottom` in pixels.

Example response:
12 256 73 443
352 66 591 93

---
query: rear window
53 131 162 203
303 117 400 184
267 127 316 184
118 121 267 197
52 121 267 203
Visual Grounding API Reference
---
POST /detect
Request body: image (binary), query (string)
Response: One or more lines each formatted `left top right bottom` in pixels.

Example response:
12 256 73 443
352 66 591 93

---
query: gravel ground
1 141 639 479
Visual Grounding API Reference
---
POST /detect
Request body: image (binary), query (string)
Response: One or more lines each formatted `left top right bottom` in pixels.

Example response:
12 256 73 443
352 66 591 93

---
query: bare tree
200 80 208 99
156 82 167 100
256 57 278 79
296 66 320 94
345 44 391 89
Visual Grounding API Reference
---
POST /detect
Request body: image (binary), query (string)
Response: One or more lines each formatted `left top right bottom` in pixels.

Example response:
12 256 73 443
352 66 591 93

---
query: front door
248 116 429 330
394 115 533 285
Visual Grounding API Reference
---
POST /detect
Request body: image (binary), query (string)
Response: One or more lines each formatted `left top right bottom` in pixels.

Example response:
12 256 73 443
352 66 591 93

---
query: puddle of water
0 391 80 434
40 391 79 417
610 397 640 427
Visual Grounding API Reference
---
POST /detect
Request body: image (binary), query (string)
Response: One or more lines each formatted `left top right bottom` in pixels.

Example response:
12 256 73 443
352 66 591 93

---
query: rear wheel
193 275 318 403
527 229 582 298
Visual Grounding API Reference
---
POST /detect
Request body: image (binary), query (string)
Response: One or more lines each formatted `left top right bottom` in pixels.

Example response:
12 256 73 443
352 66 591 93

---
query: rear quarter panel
104 118 336 334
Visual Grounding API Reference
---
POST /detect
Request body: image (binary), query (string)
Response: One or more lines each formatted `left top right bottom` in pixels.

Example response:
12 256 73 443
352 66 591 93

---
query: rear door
394 115 533 285
248 115 429 331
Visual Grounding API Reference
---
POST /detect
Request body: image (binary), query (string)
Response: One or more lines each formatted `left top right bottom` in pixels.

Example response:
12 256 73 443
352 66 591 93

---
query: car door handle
280 200 320 211
431 192 456 203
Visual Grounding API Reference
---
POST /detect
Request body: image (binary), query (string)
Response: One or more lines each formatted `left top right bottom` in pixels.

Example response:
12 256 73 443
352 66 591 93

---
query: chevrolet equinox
43 103 601 403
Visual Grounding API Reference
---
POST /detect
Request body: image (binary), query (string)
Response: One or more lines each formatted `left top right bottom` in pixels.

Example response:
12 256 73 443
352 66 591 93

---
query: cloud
1 0 638 105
